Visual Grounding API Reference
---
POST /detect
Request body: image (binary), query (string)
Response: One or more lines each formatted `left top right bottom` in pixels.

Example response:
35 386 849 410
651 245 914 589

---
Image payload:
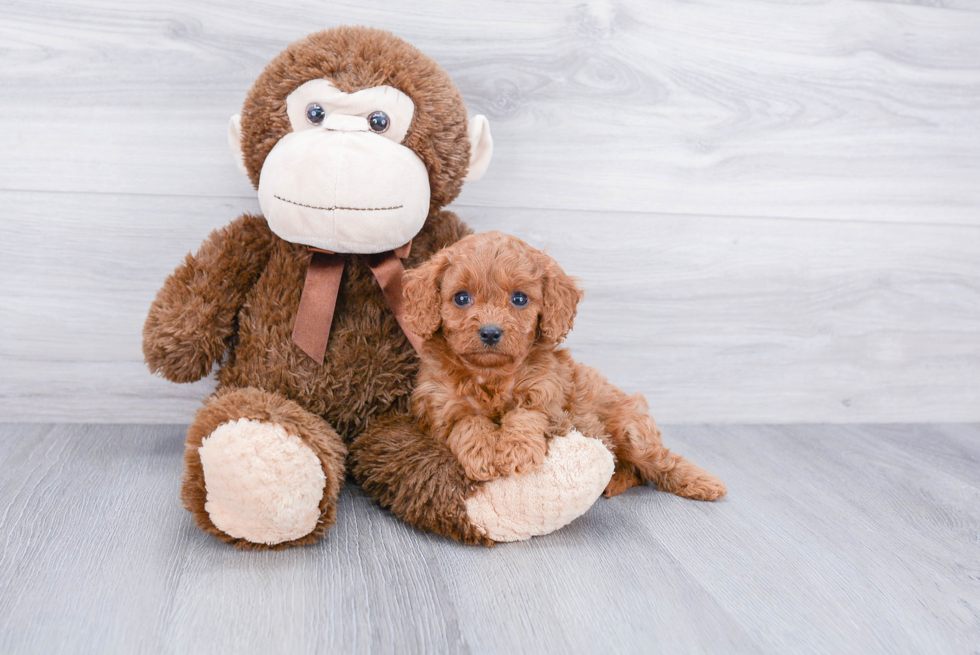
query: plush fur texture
144 27 486 548
349 415 494 546
350 421 615 544
464 431 614 542
402 232 728 501
199 418 327 545
181 387 346 550
239 27 472 215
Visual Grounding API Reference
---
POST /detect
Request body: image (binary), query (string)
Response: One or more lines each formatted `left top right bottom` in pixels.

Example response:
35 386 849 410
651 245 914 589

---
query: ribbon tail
292 251 345 364
366 251 424 355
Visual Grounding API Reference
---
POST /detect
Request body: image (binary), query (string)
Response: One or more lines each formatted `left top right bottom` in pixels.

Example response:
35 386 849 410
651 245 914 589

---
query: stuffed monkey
143 27 613 549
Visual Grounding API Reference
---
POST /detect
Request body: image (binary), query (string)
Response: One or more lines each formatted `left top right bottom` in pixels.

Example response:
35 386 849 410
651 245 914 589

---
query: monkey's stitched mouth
274 195 404 212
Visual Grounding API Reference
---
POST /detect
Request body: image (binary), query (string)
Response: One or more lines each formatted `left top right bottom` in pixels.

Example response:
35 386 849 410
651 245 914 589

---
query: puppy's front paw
457 441 498 481
494 431 548 476
447 416 499 481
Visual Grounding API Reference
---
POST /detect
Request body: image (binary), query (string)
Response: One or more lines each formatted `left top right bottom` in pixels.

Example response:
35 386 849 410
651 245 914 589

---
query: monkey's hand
447 415 499 481
143 214 273 383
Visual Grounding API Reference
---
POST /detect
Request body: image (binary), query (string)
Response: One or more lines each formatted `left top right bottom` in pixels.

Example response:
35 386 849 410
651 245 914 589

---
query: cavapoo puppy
403 231 726 501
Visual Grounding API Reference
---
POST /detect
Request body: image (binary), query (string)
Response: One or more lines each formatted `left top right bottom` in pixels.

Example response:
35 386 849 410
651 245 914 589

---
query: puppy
402 231 726 501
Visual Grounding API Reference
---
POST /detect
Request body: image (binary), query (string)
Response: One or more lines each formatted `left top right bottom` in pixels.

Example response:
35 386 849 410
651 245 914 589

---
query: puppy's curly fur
403 231 727 501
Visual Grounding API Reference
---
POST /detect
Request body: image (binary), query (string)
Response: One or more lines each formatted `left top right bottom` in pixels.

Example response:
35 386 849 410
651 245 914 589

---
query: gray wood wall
1 0 978 423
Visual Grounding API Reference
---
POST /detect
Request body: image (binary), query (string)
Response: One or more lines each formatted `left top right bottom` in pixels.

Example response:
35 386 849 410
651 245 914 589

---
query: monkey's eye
368 111 390 134
306 103 326 126
511 291 529 307
453 291 471 307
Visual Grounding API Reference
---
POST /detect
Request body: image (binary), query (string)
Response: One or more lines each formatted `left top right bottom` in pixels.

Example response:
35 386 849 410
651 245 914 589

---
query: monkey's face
230 29 494 254
252 80 429 254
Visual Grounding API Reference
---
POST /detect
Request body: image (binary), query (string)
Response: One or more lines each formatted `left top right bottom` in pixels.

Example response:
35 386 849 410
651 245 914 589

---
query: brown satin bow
291 241 422 364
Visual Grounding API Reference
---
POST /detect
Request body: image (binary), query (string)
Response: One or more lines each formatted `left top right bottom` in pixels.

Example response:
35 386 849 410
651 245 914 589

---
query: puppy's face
404 232 583 370
437 248 544 368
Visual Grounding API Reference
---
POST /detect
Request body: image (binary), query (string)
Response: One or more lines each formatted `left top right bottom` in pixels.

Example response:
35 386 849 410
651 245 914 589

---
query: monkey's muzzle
258 127 430 254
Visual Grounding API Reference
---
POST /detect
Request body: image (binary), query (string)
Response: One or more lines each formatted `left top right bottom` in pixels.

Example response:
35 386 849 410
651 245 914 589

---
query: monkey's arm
143 213 274 383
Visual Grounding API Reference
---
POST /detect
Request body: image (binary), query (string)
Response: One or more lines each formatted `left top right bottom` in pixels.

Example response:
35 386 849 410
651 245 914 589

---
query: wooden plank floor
1 423 977 654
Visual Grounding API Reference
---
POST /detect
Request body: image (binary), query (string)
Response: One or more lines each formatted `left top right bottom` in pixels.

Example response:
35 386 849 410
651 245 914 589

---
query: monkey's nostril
479 324 503 346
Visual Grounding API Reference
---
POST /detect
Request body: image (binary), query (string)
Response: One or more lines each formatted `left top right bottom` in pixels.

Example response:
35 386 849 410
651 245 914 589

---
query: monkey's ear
403 251 452 340
463 115 493 183
227 114 249 176
539 260 584 345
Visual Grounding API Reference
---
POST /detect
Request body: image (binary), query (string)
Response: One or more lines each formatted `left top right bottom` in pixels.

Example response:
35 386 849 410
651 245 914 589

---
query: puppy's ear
403 250 452 340
539 258 584 344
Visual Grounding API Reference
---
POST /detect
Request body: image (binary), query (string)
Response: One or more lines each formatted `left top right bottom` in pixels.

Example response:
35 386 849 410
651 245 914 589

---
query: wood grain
1 0 979 423
0 423 977 654
0 0 978 223
2 190 977 423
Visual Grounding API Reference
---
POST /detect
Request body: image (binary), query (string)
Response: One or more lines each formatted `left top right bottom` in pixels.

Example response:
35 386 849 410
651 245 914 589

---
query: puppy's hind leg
609 394 727 501
603 462 643 498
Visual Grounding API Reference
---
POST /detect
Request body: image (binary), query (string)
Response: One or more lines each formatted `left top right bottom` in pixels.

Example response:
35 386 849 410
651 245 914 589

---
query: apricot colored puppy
403 231 727 501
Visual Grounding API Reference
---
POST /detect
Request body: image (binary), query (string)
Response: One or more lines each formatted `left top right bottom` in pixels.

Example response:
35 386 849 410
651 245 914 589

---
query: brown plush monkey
144 27 613 549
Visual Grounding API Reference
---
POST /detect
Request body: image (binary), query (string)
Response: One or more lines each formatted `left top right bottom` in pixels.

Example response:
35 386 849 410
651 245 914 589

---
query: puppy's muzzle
479 324 503 346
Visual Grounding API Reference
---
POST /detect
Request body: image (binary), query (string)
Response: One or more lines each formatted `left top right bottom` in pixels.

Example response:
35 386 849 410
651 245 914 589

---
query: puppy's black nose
479 324 503 346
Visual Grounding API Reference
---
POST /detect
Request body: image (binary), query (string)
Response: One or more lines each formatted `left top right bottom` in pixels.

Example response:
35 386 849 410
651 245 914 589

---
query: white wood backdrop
1 0 978 423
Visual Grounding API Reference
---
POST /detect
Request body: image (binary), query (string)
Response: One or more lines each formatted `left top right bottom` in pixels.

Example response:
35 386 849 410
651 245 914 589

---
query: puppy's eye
511 291 529 307
306 103 326 126
453 291 471 307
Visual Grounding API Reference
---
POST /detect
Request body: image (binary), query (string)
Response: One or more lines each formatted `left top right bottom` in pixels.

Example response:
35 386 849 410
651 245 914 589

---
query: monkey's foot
182 387 347 549
198 418 326 545
465 431 614 542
